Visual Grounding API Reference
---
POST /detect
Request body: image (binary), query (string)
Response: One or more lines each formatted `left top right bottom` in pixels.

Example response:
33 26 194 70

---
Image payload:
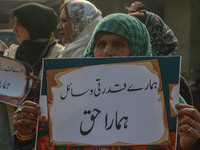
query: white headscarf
59 0 102 58
66 0 102 42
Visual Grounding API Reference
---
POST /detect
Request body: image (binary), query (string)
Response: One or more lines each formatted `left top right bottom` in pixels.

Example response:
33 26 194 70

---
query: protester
13 13 200 150
10 0 101 149
126 1 178 56
129 10 178 56
85 13 200 150
1 3 64 149
85 14 151 57
129 10 193 106
57 0 102 58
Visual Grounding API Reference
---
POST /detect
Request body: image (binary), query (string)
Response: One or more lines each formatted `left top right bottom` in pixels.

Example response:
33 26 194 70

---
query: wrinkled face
12 16 31 42
94 34 130 57
57 8 73 44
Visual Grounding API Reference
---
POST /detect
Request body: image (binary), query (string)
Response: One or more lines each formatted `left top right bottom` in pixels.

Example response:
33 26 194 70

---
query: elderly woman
84 13 151 57
57 0 102 57
13 13 200 150
85 13 200 150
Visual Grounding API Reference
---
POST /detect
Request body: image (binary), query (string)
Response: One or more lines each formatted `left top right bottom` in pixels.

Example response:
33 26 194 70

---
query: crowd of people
0 0 200 150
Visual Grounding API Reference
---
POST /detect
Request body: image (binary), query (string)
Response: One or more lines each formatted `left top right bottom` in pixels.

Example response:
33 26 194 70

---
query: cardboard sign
0 56 33 107
36 56 181 149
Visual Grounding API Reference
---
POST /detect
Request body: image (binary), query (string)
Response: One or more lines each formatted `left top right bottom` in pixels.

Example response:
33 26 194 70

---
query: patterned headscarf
142 10 179 56
65 0 102 42
84 13 152 57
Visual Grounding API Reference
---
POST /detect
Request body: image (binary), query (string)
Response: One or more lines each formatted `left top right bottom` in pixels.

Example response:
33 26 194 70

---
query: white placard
47 61 169 146
0 56 33 106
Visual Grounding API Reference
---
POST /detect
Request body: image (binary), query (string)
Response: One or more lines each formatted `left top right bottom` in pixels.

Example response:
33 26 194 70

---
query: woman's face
94 34 130 57
13 17 31 42
57 8 73 44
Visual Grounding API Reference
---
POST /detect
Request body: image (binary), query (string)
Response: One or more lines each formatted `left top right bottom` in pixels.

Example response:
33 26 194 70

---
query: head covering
65 0 102 42
126 1 147 13
84 13 152 57
12 3 58 70
12 3 58 40
141 10 179 56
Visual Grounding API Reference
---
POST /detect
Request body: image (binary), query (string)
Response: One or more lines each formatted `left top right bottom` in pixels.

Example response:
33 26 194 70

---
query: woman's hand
176 103 200 150
0 40 8 52
28 75 41 93
13 100 41 135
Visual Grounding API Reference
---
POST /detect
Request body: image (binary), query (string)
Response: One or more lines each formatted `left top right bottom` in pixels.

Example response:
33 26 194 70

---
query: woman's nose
104 45 114 57
57 22 61 30
12 24 17 32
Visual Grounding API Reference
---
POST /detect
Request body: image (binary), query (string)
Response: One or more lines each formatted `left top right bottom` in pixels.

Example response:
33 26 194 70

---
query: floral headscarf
65 0 102 42
84 13 152 57
142 10 179 56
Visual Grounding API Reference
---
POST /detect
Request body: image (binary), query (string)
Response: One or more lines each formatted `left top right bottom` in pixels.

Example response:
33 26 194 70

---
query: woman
84 13 151 57
4 3 64 70
128 10 179 56
14 13 200 150
57 0 102 58
129 10 193 106
85 13 200 150
1 3 64 149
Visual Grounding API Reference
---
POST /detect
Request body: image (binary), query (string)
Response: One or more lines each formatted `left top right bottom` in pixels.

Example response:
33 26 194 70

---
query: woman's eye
63 19 69 23
16 22 23 27
96 41 106 48
113 41 125 48
59 18 69 24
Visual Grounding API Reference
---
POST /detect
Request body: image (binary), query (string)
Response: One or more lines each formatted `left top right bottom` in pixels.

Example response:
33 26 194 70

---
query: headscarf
84 13 152 57
141 10 179 56
12 3 58 70
65 0 102 42
12 3 58 40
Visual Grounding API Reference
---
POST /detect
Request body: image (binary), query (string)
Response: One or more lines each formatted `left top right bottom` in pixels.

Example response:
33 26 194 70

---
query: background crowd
0 0 200 150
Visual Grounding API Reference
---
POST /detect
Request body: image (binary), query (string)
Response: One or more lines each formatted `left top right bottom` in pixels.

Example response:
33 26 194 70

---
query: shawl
84 13 152 57
142 10 179 56
15 39 56 70
12 3 58 70
65 0 102 42
59 16 102 58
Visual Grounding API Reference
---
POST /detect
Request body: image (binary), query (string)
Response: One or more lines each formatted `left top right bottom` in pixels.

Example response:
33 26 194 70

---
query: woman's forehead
97 33 127 42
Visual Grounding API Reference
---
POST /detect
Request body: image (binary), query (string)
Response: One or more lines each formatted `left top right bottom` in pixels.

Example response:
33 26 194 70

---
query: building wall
89 0 126 17
190 0 200 75
0 1 16 29
164 0 191 78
